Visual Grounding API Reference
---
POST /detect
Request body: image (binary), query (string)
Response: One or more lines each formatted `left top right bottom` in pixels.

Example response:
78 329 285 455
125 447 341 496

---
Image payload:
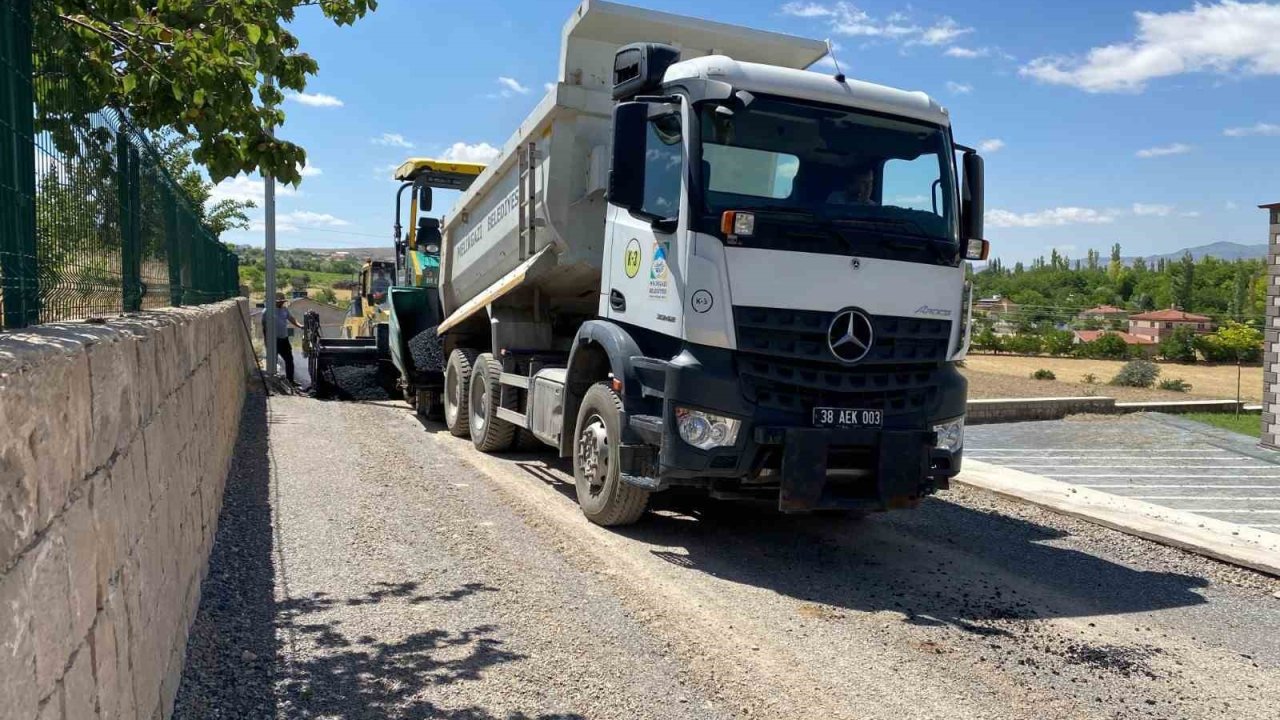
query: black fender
559 320 644 456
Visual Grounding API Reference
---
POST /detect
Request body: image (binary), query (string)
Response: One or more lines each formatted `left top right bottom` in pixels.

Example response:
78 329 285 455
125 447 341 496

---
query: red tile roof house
1072 329 1159 356
1127 308 1215 342
1077 304 1130 321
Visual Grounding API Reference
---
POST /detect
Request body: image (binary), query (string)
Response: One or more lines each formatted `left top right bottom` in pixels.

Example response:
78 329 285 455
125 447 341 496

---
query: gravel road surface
177 394 1280 719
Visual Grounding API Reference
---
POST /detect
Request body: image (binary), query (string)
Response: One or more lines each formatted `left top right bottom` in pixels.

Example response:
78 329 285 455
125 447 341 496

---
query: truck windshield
697 96 959 264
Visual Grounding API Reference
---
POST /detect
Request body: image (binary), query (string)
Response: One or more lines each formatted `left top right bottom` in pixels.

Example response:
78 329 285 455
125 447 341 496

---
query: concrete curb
966 396 1247 425
956 459 1280 577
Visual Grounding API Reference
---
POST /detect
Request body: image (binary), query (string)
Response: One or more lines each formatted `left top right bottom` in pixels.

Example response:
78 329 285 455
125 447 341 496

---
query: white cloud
978 138 1005 153
208 175 298 205
945 81 972 94
987 207 1118 228
299 166 322 177
440 141 502 164
1224 121 1280 137
786 3 974 49
286 91 344 108
372 163 400 180
1226 200 1239 210
1020 1 1280 93
497 76 530 95
1135 142 1191 158
372 133 414 148
544 82 556 93
1132 202 1175 216
916 17 973 46
1181 210 1202 217
781 1 834 17
281 211 349 227
945 46 989 59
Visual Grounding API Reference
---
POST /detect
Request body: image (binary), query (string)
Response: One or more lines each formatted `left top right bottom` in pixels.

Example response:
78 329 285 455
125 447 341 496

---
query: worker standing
264 292 304 385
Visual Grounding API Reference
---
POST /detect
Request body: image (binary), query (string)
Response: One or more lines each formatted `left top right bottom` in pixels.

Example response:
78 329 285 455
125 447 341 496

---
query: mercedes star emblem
827 309 874 363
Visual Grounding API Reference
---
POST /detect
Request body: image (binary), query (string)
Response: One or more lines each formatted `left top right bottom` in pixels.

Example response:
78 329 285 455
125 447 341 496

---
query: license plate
812 407 883 429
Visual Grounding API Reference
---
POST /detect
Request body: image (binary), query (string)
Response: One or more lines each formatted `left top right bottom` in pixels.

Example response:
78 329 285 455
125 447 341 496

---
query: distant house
974 296 1019 316
1077 305 1129 322
1128 308 1214 342
1072 329 1159 356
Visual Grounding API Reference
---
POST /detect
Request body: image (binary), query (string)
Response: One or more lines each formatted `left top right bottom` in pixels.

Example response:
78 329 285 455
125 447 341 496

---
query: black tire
572 382 649 526
444 348 479 437
469 353 517 452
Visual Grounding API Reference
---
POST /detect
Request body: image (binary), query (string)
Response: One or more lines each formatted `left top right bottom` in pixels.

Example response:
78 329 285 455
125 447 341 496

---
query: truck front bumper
623 343 965 512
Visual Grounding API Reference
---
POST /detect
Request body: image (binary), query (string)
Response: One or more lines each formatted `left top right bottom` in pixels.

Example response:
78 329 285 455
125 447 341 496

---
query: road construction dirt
177 394 1280 719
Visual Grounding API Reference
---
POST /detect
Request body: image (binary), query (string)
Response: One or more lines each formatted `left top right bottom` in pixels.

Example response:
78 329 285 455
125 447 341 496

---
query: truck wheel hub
577 417 609 491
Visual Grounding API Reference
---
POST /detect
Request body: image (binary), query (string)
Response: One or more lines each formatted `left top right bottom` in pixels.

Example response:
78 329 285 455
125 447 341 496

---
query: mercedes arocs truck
432 0 988 525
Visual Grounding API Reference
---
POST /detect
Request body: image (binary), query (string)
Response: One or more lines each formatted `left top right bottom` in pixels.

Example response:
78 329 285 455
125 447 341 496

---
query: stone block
36 691 63 720
0 436 38 572
63 498 99 641
0 554 37 720
63 644 96 720
30 532 73 700
91 607 120 720
89 473 122 609
86 332 139 473
0 339 92 530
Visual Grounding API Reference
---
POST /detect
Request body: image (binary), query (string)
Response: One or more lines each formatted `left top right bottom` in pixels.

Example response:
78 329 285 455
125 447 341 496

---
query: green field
1179 411 1262 438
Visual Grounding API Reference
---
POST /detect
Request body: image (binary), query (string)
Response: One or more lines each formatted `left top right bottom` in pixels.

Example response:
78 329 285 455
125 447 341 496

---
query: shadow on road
494 451 1210 632
175 393 585 720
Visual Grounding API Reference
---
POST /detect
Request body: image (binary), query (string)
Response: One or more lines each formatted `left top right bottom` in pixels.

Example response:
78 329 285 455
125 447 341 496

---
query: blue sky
216 0 1280 264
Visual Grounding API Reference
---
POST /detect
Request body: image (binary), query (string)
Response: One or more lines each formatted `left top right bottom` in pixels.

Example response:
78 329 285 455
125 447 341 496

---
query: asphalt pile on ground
325 365 394 401
407 325 444 373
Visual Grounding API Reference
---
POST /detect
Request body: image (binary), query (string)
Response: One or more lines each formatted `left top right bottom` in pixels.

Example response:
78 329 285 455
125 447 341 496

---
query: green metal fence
0 0 239 330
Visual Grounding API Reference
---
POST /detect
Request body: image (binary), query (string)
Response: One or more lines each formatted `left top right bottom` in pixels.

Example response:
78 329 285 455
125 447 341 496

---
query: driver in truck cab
828 167 879 206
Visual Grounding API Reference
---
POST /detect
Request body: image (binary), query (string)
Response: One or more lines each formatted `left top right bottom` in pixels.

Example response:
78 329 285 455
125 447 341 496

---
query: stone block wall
1264 204 1280 450
0 299 253 720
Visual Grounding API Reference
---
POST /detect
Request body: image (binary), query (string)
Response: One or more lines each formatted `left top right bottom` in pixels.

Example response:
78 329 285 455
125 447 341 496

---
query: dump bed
436 0 826 331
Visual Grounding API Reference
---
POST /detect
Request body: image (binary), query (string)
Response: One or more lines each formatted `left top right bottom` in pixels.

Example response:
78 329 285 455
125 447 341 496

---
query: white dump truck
434 0 989 525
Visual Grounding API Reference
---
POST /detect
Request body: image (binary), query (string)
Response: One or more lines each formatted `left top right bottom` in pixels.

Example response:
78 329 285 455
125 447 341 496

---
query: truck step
499 372 530 389
495 407 526 426
628 414 663 446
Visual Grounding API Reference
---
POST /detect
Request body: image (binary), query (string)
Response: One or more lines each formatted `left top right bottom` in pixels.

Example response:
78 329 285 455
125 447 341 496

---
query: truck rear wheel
468 353 517 452
573 382 649 526
444 348 479 437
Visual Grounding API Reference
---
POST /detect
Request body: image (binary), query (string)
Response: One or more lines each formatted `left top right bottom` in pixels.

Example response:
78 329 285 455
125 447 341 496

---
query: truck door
601 105 686 337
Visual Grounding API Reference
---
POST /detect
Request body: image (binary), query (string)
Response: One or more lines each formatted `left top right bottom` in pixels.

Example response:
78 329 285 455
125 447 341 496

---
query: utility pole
263 76 278 377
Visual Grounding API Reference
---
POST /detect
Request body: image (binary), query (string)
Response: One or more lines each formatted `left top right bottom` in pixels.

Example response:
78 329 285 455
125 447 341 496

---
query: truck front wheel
444 348 479 437
573 382 649 526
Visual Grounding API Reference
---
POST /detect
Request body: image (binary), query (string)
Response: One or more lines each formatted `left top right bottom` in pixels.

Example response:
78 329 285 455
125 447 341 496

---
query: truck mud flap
777 429 929 512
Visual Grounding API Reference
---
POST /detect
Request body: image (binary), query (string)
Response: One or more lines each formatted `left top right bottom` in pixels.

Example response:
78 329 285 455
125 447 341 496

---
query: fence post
164 185 181 306
0 0 37 328
118 139 142 311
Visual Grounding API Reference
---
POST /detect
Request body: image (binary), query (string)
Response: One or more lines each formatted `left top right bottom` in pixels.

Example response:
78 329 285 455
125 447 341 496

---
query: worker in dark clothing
263 293 304 384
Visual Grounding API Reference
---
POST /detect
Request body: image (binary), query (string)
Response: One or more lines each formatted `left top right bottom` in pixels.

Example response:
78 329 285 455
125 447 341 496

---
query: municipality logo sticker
650 242 668 281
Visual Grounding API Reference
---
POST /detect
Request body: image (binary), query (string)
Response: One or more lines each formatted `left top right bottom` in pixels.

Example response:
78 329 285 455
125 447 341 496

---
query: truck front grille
733 307 950 416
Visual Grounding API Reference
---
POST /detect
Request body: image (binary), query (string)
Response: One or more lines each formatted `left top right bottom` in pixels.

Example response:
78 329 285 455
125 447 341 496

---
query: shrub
1075 333 1130 360
1110 359 1160 388
1195 323 1263 363
1031 368 1056 380
1042 329 1075 356
1158 326 1198 363
1004 334 1043 355
1081 373 1098 384
973 327 1003 353
1158 378 1192 392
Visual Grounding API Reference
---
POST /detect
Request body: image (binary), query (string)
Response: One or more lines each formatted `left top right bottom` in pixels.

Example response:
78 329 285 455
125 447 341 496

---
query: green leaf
246 24 262 44
122 74 137 94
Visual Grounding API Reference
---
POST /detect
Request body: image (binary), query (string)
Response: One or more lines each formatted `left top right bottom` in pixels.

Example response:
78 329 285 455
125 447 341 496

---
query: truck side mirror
961 151 987 260
609 101 648 213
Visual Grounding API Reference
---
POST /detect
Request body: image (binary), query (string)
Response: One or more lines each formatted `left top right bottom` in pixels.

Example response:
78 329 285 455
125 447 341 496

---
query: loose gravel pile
407 325 444 373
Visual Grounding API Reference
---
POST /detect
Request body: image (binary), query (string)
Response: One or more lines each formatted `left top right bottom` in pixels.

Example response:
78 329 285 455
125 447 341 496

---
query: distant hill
1133 241 1268 264
296 246 396 262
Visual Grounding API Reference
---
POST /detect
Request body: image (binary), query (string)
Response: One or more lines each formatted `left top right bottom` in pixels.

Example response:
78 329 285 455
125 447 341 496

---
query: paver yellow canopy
394 158 486 189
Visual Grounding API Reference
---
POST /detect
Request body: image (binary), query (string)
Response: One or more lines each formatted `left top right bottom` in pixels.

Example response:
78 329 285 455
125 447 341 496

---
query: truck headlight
675 407 741 450
933 417 964 453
